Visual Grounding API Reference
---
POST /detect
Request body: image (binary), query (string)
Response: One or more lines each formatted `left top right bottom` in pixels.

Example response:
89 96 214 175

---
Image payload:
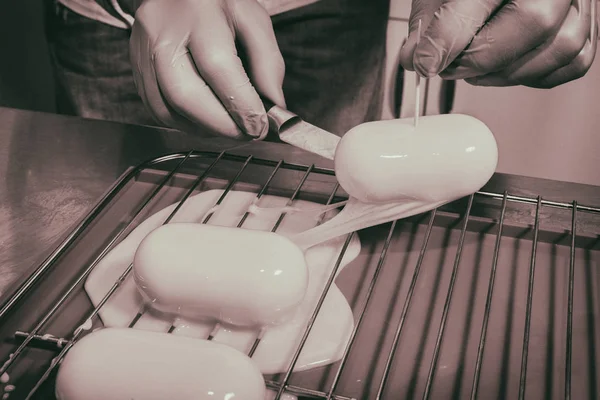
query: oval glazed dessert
133 223 309 327
55 328 266 400
334 114 499 204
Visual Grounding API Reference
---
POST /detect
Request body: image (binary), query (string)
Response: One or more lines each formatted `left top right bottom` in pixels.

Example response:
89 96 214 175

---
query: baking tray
0 150 599 400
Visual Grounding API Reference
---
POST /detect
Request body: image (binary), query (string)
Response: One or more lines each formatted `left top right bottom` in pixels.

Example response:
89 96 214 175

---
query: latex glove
130 0 286 140
399 0 598 88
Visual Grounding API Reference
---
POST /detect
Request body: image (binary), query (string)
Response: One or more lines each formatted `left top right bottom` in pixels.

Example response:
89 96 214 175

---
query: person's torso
57 0 323 29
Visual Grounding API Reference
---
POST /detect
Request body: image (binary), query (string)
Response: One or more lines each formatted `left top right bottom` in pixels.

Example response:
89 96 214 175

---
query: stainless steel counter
2 105 600 309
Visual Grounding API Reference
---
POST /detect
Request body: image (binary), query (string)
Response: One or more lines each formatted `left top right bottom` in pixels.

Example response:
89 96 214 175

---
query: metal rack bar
128 304 146 328
272 165 315 233
422 194 475 399
265 380 355 400
326 220 399 399
202 155 253 224
376 209 438 399
476 191 600 214
274 233 355 400
518 196 542 400
270 164 315 233
161 154 227 222
178 153 600 215
246 330 264 358
470 192 508 400
13 331 68 348
565 201 577 400
237 160 284 228
317 183 341 226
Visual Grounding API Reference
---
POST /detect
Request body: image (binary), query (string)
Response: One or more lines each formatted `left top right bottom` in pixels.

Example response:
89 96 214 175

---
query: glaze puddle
84 189 361 398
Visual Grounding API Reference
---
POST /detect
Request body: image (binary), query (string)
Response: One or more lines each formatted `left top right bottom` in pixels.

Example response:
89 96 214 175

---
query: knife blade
260 96 340 161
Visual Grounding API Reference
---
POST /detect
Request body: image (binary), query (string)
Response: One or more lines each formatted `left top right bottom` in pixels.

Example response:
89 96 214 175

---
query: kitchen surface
1 1 600 400
0 107 599 400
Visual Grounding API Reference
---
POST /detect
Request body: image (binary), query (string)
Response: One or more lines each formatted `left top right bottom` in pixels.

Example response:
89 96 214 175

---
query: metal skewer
414 19 423 128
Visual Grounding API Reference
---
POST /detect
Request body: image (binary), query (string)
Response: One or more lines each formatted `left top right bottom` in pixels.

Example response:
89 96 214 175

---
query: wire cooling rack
0 150 599 400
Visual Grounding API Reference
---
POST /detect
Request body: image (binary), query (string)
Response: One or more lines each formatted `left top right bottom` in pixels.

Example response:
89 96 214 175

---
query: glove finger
463 0 597 88
129 25 154 121
447 0 572 80
129 22 180 128
400 0 505 77
527 24 597 88
466 34 596 88
154 46 248 139
131 23 218 135
444 0 590 83
508 0 591 81
398 0 444 72
188 8 268 139
229 0 286 107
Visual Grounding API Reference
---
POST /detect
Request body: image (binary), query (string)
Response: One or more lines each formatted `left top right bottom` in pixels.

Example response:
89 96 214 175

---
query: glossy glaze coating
85 190 358 375
334 114 498 204
55 328 266 400
133 223 309 327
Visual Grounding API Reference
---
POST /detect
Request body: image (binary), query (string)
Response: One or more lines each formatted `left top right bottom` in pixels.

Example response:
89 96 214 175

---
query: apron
56 0 323 29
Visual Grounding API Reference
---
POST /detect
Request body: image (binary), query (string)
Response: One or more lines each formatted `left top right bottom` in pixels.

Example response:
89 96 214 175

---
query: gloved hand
129 0 286 140
398 0 598 88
